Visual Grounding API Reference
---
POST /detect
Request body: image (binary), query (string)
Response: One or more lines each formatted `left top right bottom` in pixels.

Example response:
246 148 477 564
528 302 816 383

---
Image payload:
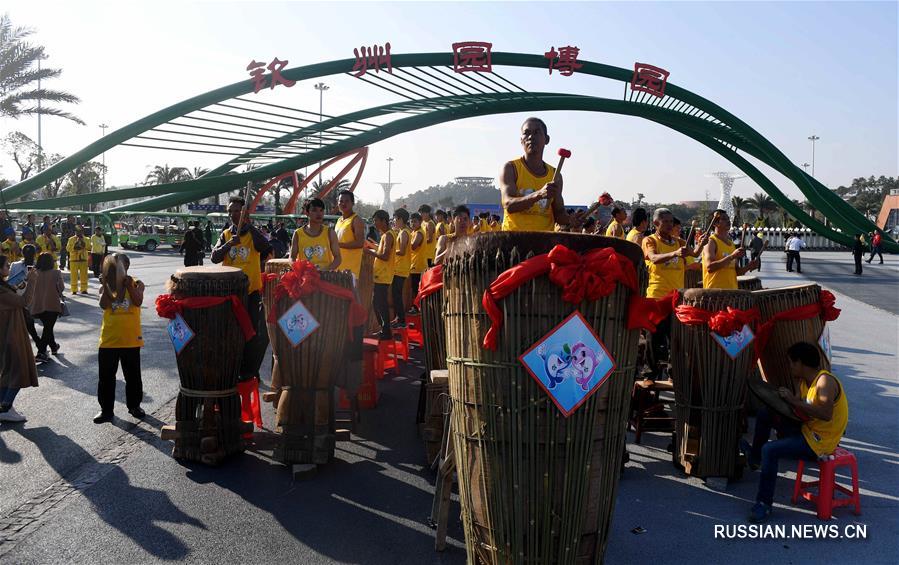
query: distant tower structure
377 156 399 214
707 172 746 218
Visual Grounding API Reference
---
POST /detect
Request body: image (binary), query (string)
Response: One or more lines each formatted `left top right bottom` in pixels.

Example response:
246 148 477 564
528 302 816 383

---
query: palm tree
746 192 776 223
0 14 83 123
186 166 209 180
145 164 190 185
731 195 746 225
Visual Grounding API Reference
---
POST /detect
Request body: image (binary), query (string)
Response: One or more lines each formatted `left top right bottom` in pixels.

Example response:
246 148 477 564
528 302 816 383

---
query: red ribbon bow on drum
155 294 256 341
413 264 443 308
626 291 679 333
267 259 368 329
754 290 840 356
675 305 760 336
482 245 639 350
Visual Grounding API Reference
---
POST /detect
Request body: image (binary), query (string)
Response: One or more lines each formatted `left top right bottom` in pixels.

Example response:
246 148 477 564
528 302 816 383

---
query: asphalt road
0 247 896 564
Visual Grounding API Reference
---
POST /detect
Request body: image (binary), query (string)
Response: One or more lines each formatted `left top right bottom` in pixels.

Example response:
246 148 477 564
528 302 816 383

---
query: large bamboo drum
670 288 754 478
443 232 645 564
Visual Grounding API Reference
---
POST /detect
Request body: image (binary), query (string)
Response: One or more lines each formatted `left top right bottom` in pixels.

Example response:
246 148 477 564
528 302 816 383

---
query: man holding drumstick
702 210 759 289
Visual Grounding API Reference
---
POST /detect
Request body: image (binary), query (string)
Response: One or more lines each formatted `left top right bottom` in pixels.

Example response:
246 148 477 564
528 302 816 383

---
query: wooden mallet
236 181 253 234
551 148 571 185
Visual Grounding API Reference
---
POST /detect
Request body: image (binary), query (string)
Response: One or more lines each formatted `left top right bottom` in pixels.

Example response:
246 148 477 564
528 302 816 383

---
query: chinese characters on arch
246 58 296 94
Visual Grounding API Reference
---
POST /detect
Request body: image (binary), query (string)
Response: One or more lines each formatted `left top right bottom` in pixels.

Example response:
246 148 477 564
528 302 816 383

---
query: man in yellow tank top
605 207 627 239
390 209 412 329
290 198 341 270
407 213 427 315
702 210 759 289
1 229 22 262
434 210 449 240
642 208 708 378
626 208 648 245
36 225 62 264
500 117 574 232
435 205 472 264
365 210 395 340
417 205 438 267
744 342 849 522
335 190 366 278
212 196 273 382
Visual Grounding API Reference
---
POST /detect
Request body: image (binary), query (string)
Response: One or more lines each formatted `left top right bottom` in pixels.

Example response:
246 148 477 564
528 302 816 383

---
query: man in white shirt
786 233 805 273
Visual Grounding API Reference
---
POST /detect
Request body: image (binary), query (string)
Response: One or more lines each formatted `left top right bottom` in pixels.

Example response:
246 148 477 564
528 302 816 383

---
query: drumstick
551 148 571 185
703 210 722 237
236 181 253 234
685 220 699 248
739 223 750 248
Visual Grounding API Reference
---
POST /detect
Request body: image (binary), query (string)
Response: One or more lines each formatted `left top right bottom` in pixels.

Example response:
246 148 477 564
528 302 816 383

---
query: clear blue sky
1 1 896 207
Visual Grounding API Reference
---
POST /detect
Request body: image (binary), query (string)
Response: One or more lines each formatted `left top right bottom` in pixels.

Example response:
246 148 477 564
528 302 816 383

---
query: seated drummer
211 196 272 383
289 198 341 270
702 210 759 289
434 205 472 265
744 342 849 523
499 117 575 232
641 208 708 379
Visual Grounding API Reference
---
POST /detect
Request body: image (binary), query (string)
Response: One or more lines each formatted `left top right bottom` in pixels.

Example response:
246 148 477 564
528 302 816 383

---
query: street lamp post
807 135 820 177
801 162 810 174
99 123 109 189
314 82 329 188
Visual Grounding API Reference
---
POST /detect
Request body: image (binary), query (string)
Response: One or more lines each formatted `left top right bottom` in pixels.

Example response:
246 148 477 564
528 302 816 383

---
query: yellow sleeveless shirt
294 226 333 270
643 234 686 298
800 371 849 456
99 281 143 348
605 220 623 239
421 220 438 263
702 234 738 290
336 213 362 277
373 231 395 284
1 240 22 262
410 228 427 274
626 228 642 244
223 227 263 293
502 158 556 232
394 228 412 277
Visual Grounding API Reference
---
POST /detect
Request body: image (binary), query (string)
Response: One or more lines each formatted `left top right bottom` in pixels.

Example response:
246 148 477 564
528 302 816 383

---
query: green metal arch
2 52 890 250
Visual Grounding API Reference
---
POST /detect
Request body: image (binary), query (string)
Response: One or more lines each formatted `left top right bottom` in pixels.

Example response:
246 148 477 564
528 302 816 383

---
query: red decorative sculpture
544 46 583 76
630 62 670 98
352 43 392 78
247 58 296 93
452 41 492 73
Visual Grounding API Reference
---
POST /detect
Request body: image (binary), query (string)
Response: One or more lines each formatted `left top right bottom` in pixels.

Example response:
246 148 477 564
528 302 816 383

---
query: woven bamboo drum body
443 232 645 564
737 276 762 291
684 268 702 289
753 284 829 392
670 289 754 478
263 259 354 464
167 266 248 465
421 288 448 464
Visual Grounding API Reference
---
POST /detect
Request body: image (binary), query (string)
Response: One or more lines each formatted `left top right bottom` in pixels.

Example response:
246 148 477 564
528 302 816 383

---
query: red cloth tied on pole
626 290 679 332
481 244 639 351
266 259 367 330
413 264 443 308
754 290 840 356
155 294 256 341
675 304 760 336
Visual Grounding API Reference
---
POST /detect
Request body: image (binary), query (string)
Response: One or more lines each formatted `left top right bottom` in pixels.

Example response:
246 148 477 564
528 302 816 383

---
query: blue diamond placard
278 299 320 347
167 313 195 356
519 310 616 417
711 324 754 360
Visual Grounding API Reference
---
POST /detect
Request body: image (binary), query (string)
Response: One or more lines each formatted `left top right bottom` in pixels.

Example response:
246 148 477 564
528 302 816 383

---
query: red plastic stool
792 446 861 520
237 377 263 437
363 337 399 377
393 328 410 361
406 313 423 346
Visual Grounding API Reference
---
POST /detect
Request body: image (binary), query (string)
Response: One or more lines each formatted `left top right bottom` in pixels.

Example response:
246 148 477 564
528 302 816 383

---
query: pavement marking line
0 398 177 558
330 493 465 547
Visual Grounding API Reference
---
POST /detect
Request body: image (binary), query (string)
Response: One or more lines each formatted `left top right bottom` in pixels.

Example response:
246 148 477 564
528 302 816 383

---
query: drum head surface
747 372 802 422
175 265 244 279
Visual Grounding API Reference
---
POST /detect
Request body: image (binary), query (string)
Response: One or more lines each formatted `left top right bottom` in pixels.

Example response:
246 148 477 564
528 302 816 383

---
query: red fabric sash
155 294 256 341
755 290 840 355
626 290 679 332
482 245 639 350
265 259 367 330
413 264 443 307
675 304 760 336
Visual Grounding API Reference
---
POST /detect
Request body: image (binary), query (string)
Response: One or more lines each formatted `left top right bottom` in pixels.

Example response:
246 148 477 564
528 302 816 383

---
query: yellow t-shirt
605 220 624 239
99 281 143 348
436 221 448 239
373 231 395 284
800 371 849 456
37 234 62 259
702 234 738 290
1 239 22 262
90 234 107 254
491 222 501 232
293 226 333 270
394 227 412 278
478 218 489 233
502 158 556 232
410 228 427 274
643 234 686 298
66 235 90 262
626 228 643 244
223 227 263 293
422 220 438 263
335 213 362 277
